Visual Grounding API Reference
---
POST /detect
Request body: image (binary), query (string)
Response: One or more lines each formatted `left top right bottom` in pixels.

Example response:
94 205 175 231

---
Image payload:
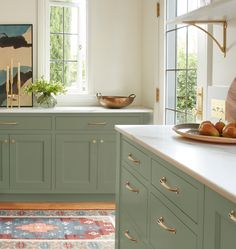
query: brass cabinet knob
11 139 16 144
92 139 97 144
100 139 104 143
4 139 8 144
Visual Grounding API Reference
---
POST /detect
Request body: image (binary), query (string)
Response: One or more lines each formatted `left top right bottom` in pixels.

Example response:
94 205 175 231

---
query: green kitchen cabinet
0 135 9 190
56 133 117 193
204 188 236 249
9 134 52 192
97 134 116 193
55 134 97 192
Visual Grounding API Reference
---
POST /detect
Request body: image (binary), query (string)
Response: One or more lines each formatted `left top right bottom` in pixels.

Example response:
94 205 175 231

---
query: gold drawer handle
160 177 179 194
0 139 8 144
156 217 176 234
125 182 139 193
124 230 137 243
0 122 18 125
88 122 107 126
128 153 140 164
229 211 236 223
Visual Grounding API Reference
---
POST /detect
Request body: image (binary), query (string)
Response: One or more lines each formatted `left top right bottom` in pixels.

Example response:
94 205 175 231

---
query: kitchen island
115 125 236 249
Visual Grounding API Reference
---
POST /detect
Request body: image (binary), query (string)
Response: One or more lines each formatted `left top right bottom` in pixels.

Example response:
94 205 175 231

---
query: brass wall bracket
183 20 227 57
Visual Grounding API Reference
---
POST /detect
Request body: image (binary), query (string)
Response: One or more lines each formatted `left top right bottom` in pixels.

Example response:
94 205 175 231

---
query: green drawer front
149 193 197 249
120 167 148 238
55 116 141 131
152 159 198 223
0 116 52 130
122 140 150 180
119 213 147 249
204 188 236 249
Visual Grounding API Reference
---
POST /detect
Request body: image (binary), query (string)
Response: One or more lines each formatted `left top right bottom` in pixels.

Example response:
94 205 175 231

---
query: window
165 0 200 124
49 0 87 93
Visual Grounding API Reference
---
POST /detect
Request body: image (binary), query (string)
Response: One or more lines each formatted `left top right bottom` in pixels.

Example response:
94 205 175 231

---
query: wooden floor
0 202 115 210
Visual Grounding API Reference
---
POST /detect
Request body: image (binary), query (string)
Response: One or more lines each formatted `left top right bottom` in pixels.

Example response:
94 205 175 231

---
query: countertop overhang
115 125 236 204
0 106 153 114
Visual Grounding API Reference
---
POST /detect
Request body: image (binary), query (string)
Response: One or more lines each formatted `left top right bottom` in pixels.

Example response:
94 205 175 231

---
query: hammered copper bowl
96 93 136 109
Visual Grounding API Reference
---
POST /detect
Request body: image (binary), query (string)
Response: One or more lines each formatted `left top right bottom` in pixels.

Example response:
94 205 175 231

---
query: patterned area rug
0 210 115 249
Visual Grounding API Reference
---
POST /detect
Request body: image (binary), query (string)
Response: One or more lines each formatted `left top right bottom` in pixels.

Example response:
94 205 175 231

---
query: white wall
90 0 143 106
212 19 236 86
1 0 147 106
0 0 38 79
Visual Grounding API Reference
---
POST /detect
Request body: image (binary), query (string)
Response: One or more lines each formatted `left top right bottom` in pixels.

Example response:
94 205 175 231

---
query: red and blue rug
0 210 115 249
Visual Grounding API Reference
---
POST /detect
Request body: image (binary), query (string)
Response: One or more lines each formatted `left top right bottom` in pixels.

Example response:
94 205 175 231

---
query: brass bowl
96 93 136 109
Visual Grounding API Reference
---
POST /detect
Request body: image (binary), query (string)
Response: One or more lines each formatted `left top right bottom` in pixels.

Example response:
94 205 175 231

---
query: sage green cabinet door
10 134 52 191
0 135 9 190
204 188 236 249
97 134 116 193
56 135 97 192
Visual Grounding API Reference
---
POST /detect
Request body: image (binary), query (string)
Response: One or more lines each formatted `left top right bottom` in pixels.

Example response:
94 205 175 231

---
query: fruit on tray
222 122 236 138
214 120 226 134
198 120 236 138
198 121 220 137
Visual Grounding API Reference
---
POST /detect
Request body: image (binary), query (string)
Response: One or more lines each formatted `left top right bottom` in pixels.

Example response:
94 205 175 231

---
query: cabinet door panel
97 134 116 193
10 135 52 191
0 135 9 190
56 135 96 192
204 188 236 249
149 193 197 249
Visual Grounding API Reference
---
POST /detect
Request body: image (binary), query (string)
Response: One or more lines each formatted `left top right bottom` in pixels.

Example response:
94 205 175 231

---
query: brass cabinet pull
0 139 8 144
92 139 97 144
124 230 137 243
125 182 139 193
229 211 236 223
128 153 140 164
88 122 107 126
11 139 16 144
156 217 176 234
160 177 179 194
0 122 18 125
100 139 104 143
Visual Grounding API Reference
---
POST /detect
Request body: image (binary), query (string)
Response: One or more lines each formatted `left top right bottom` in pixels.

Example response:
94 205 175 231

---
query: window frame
38 0 95 106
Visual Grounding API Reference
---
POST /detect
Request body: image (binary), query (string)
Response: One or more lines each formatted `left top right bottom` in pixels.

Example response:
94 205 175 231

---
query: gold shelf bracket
183 20 227 57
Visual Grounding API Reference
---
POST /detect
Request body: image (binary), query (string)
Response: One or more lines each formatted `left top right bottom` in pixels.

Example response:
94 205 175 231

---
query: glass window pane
186 70 197 110
64 62 78 88
50 6 63 33
166 71 176 109
166 109 175 125
50 62 63 83
166 31 176 70
166 0 176 31
176 71 187 112
177 27 187 69
50 34 63 60
188 0 198 12
187 26 198 69
177 0 187 16
64 35 79 60
64 7 79 34
176 112 186 124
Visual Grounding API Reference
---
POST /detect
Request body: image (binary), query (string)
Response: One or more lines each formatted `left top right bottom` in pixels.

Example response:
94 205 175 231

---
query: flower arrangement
24 77 66 107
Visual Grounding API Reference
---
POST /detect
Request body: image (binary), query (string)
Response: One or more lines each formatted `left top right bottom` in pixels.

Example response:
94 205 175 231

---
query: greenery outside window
50 0 87 93
165 0 200 124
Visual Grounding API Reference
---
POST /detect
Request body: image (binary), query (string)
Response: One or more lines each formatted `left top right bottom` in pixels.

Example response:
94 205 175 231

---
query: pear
222 122 236 138
198 122 220 137
214 120 225 134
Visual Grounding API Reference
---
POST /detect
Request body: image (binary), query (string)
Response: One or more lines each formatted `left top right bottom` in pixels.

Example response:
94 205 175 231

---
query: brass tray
96 93 136 109
173 123 236 144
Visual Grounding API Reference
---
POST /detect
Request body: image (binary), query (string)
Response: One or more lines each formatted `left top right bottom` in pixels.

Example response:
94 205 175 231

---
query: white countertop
115 125 236 204
0 106 153 114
